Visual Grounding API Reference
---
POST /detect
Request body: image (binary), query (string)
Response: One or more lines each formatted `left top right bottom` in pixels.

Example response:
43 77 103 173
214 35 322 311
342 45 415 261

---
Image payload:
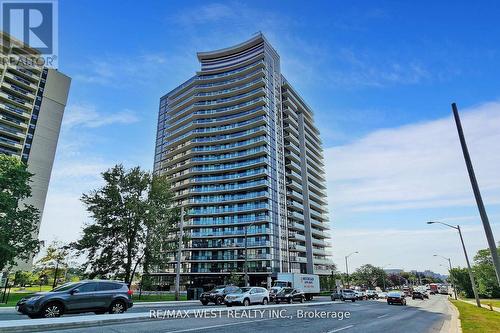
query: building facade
0 32 71 268
153 34 331 287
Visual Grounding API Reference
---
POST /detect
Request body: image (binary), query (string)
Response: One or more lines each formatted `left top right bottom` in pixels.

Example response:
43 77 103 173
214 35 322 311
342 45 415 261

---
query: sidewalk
0 300 199 312
459 299 500 312
0 301 336 333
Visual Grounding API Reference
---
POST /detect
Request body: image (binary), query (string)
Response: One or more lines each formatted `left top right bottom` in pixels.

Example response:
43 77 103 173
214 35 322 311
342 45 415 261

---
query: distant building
0 32 71 269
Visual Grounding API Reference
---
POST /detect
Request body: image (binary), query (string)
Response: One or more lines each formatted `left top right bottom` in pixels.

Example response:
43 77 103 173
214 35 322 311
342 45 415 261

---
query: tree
73 165 179 285
35 241 73 288
473 244 500 298
350 264 387 289
449 267 474 298
0 155 40 271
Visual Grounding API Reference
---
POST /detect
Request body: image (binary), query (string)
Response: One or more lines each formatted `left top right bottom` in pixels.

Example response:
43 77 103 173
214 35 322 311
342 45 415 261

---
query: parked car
269 287 282 302
366 290 378 299
412 291 425 300
377 292 388 299
225 287 269 307
16 280 133 319
331 289 356 302
422 291 429 299
275 288 305 303
200 285 240 305
387 291 407 305
355 290 367 300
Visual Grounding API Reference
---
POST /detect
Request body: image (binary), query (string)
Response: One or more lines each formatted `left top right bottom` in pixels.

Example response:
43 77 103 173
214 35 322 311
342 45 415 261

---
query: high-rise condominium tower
154 34 331 287
0 32 71 268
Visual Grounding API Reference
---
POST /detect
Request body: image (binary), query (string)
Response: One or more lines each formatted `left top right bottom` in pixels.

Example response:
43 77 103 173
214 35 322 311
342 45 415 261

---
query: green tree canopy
0 155 40 271
473 244 500 298
350 264 387 289
73 165 179 284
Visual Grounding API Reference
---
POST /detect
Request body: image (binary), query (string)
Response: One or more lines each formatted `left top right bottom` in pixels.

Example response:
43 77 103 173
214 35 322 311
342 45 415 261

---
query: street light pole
427 221 480 307
175 207 185 302
452 103 500 286
434 254 457 300
345 251 358 289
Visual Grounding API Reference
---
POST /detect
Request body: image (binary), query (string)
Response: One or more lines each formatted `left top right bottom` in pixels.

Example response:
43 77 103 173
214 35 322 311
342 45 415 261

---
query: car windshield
343 289 354 293
279 288 294 294
211 286 225 292
270 287 281 293
51 282 79 292
236 287 251 293
388 292 401 297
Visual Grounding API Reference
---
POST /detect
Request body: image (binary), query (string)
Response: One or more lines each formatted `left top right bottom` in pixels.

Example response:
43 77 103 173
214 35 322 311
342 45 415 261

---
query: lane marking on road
326 324 354 332
164 317 278 332
376 314 389 319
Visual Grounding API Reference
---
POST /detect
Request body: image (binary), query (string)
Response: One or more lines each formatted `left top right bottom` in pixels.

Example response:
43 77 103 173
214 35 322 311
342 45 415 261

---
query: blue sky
40 0 500 274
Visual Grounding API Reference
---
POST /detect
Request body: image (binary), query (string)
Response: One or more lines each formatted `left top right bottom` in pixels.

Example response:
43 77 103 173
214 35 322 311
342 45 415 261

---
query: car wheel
340 297 344 301
276 300 280 304
388 302 391 305
201 301 208 306
351 299 355 302
42 302 64 318
262 298 268 305
300 297 304 303
243 298 250 306
215 297 224 305
288 298 292 304
109 300 126 314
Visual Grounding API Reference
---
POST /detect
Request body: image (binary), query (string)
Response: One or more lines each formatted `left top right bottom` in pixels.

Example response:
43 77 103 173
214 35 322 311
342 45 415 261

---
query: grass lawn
133 294 187 302
465 298 500 308
0 292 32 307
451 299 500 333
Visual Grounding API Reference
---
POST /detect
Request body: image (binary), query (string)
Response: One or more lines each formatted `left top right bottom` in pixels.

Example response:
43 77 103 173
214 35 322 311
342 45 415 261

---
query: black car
275 288 305 304
412 291 424 300
387 291 407 305
200 285 240 305
16 280 133 319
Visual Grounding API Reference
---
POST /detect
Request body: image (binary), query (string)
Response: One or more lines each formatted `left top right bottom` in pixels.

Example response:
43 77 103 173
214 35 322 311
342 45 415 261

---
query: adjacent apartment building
0 32 71 268
153 34 331 287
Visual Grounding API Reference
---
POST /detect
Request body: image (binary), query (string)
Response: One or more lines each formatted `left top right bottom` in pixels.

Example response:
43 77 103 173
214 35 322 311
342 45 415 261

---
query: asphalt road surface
20 295 451 333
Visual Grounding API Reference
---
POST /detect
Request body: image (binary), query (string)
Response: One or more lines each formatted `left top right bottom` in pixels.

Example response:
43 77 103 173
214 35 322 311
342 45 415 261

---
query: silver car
224 287 270 306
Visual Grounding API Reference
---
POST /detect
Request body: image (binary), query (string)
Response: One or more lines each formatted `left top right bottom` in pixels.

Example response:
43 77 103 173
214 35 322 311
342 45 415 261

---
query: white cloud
63 104 139 129
325 101 500 212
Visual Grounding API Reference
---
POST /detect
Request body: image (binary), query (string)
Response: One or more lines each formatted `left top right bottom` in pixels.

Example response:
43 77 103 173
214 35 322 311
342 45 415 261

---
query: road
11 295 452 333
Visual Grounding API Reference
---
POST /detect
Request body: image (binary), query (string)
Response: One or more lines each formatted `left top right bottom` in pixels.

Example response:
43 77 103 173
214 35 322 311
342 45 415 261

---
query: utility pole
452 103 500 286
175 207 185 301
428 221 480 307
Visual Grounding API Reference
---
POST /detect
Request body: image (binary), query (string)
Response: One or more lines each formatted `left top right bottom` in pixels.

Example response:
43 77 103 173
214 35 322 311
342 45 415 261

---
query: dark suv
200 285 239 305
16 280 133 318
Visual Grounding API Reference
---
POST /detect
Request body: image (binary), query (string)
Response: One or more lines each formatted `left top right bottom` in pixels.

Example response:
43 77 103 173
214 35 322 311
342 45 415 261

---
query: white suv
224 287 270 306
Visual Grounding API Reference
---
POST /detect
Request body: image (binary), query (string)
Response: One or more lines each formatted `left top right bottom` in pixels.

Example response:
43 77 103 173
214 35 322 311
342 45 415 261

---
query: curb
447 300 462 333
0 300 336 333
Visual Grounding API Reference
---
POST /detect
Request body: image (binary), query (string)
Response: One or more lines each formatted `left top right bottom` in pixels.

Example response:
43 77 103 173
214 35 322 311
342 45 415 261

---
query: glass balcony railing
189 191 268 203
191 146 267 162
190 179 268 193
191 167 266 183
188 202 269 215
186 214 269 226
190 126 266 144
190 157 266 172
191 136 265 153
187 240 270 249
189 227 271 238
